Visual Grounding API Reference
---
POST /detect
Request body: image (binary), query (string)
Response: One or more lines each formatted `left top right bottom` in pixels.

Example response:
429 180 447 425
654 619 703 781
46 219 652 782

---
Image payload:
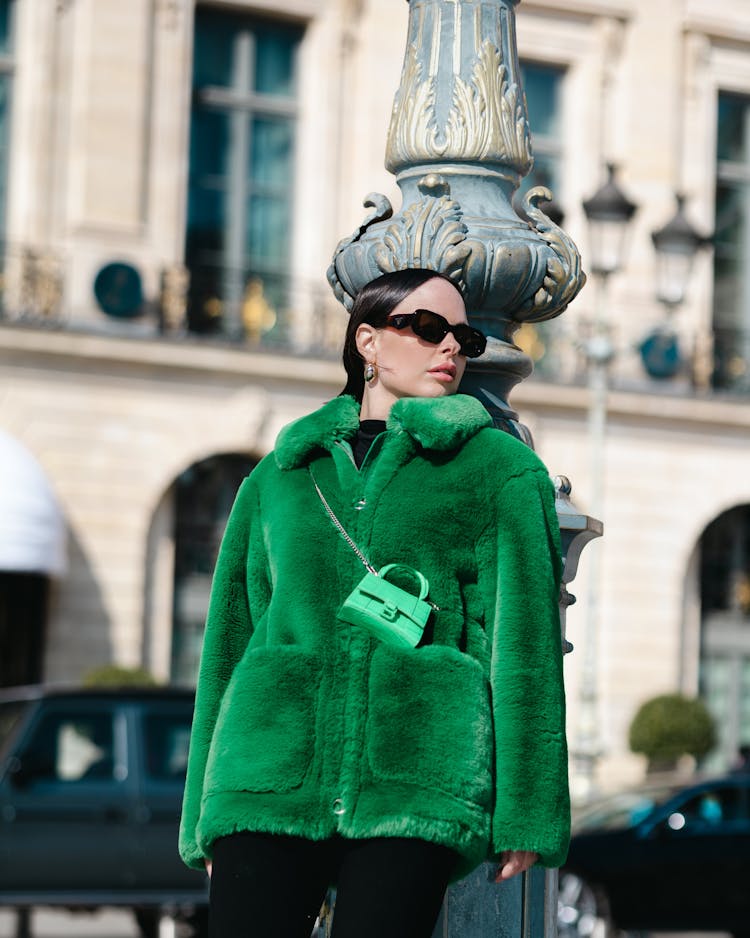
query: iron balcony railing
520 319 750 399
0 251 347 361
2 247 749 397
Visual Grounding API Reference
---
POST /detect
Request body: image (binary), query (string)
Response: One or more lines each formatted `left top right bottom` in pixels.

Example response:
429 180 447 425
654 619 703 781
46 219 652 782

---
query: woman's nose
440 331 462 355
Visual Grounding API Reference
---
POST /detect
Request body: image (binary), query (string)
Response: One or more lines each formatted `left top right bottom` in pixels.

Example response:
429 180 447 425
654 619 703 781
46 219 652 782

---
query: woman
179 268 569 938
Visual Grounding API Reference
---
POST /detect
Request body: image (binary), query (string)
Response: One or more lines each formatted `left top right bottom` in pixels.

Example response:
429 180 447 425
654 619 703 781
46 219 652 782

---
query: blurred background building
0 0 749 795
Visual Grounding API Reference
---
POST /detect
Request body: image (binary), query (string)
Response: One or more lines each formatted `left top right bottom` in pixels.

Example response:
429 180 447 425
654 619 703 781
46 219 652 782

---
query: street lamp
573 164 638 802
638 194 712 382
583 163 638 278
651 193 710 309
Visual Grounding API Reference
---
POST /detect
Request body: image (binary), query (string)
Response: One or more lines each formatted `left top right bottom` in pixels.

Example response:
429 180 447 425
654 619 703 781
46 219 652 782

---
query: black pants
209 831 457 938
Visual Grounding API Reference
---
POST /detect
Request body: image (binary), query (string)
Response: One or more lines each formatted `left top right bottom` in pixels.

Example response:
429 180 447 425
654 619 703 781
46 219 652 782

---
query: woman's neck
359 402 389 421
359 388 396 422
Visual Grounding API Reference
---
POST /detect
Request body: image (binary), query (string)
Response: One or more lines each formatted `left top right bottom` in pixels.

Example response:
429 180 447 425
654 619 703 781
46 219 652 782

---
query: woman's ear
355 323 378 361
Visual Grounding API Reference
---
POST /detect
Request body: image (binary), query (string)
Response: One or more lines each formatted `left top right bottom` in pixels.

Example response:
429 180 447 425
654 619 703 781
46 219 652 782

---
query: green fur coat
179 393 570 877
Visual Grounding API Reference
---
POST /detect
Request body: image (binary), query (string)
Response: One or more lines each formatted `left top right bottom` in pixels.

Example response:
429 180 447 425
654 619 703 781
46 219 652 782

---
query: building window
714 92 750 394
516 63 565 377
186 8 303 339
698 504 750 770
171 454 256 684
519 62 564 209
0 0 16 269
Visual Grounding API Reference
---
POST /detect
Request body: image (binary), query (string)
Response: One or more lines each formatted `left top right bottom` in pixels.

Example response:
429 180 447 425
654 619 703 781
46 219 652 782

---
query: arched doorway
698 504 750 771
170 453 257 684
0 430 66 687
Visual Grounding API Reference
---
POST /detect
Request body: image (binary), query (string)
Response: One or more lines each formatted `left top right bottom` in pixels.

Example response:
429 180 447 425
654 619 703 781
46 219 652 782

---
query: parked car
558 772 750 938
0 685 208 937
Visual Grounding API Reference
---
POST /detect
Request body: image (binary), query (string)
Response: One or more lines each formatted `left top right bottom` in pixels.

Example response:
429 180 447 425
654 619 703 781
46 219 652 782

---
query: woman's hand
494 850 538 881
205 859 212 879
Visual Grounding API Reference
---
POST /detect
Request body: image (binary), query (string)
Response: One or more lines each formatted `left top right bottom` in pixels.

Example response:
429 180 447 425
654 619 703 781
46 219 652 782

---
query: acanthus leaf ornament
385 44 443 172
386 39 532 174
327 176 475 311
374 175 473 292
443 40 533 170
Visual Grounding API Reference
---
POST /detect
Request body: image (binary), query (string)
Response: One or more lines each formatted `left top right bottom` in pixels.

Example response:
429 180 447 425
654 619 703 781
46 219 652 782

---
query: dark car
0 685 208 937
558 773 750 938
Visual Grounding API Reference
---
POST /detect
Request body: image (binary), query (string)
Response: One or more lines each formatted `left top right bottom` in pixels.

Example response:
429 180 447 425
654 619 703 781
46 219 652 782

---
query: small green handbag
337 564 432 648
309 468 436 648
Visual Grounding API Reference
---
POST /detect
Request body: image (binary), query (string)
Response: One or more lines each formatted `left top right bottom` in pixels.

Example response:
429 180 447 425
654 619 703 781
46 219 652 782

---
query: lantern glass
654 246 692 307
587 215 632 277
651 195 708 309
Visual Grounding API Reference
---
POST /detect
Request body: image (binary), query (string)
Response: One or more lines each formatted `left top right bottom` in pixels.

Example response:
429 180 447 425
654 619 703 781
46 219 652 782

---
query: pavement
0 908 146 938
0 908 733 938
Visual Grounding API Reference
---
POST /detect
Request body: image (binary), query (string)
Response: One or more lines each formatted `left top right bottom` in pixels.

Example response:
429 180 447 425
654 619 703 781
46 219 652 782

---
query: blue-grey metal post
327 2 595 935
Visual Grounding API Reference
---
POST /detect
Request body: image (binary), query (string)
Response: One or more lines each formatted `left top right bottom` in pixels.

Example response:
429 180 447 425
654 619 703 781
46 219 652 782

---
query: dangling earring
364 361 378 383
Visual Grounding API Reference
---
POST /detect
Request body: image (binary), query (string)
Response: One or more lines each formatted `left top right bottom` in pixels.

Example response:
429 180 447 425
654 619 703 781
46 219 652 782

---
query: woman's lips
429 364 457 382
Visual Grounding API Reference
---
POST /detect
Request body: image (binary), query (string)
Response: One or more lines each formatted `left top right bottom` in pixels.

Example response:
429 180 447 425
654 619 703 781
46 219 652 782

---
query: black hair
339 268 464 402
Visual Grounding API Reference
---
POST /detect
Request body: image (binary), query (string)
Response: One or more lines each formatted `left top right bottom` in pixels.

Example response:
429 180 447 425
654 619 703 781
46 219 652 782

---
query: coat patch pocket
204 646 321 795
366 645 493 807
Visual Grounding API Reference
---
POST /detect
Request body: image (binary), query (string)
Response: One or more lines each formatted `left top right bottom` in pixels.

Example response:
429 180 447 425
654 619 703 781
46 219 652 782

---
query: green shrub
82 665 159 688
629 693 715 773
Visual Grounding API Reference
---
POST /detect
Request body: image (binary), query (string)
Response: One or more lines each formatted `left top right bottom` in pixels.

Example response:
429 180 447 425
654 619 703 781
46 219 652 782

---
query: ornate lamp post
326 2 588 934
571 165 638 802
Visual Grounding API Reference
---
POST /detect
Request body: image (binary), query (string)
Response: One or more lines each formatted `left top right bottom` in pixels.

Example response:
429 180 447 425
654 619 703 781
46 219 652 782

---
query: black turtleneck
353 419 387 468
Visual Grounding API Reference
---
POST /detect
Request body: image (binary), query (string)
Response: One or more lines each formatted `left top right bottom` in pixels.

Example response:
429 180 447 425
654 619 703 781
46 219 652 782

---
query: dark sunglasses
385 309 487 358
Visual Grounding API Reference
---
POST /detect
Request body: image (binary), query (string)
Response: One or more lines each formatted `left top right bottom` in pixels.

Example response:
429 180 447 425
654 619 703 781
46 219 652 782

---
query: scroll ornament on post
327 174 585 323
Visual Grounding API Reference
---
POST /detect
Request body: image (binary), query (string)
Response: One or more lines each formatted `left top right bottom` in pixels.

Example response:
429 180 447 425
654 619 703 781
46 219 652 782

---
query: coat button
353 497 367 510
332 798 346 816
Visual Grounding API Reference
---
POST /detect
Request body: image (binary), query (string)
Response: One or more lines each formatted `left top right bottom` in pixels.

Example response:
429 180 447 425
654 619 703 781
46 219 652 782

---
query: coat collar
274 394 492 470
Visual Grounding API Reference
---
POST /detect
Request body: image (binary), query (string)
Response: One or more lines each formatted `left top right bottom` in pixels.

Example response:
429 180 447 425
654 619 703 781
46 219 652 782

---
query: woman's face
356 277 469 417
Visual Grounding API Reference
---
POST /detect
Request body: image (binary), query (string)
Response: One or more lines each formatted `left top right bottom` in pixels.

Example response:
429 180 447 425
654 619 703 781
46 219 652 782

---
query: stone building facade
1 0 749 794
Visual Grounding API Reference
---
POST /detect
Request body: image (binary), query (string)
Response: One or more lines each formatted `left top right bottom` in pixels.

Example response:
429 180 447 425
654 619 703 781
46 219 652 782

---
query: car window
0 701 25 752
142 711 191 781
573 784 680 832
19 710 117 784
665 785 745 832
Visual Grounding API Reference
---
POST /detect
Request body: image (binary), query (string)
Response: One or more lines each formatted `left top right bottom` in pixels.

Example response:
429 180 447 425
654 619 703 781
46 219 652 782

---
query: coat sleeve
179 474 270 869
478 465 570 868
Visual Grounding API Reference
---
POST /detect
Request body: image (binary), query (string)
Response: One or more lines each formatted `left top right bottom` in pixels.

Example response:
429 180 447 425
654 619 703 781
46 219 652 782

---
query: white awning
0 429 66 576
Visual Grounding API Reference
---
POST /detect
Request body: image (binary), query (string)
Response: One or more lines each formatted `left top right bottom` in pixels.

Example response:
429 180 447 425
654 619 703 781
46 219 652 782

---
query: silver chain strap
309 468 378 575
